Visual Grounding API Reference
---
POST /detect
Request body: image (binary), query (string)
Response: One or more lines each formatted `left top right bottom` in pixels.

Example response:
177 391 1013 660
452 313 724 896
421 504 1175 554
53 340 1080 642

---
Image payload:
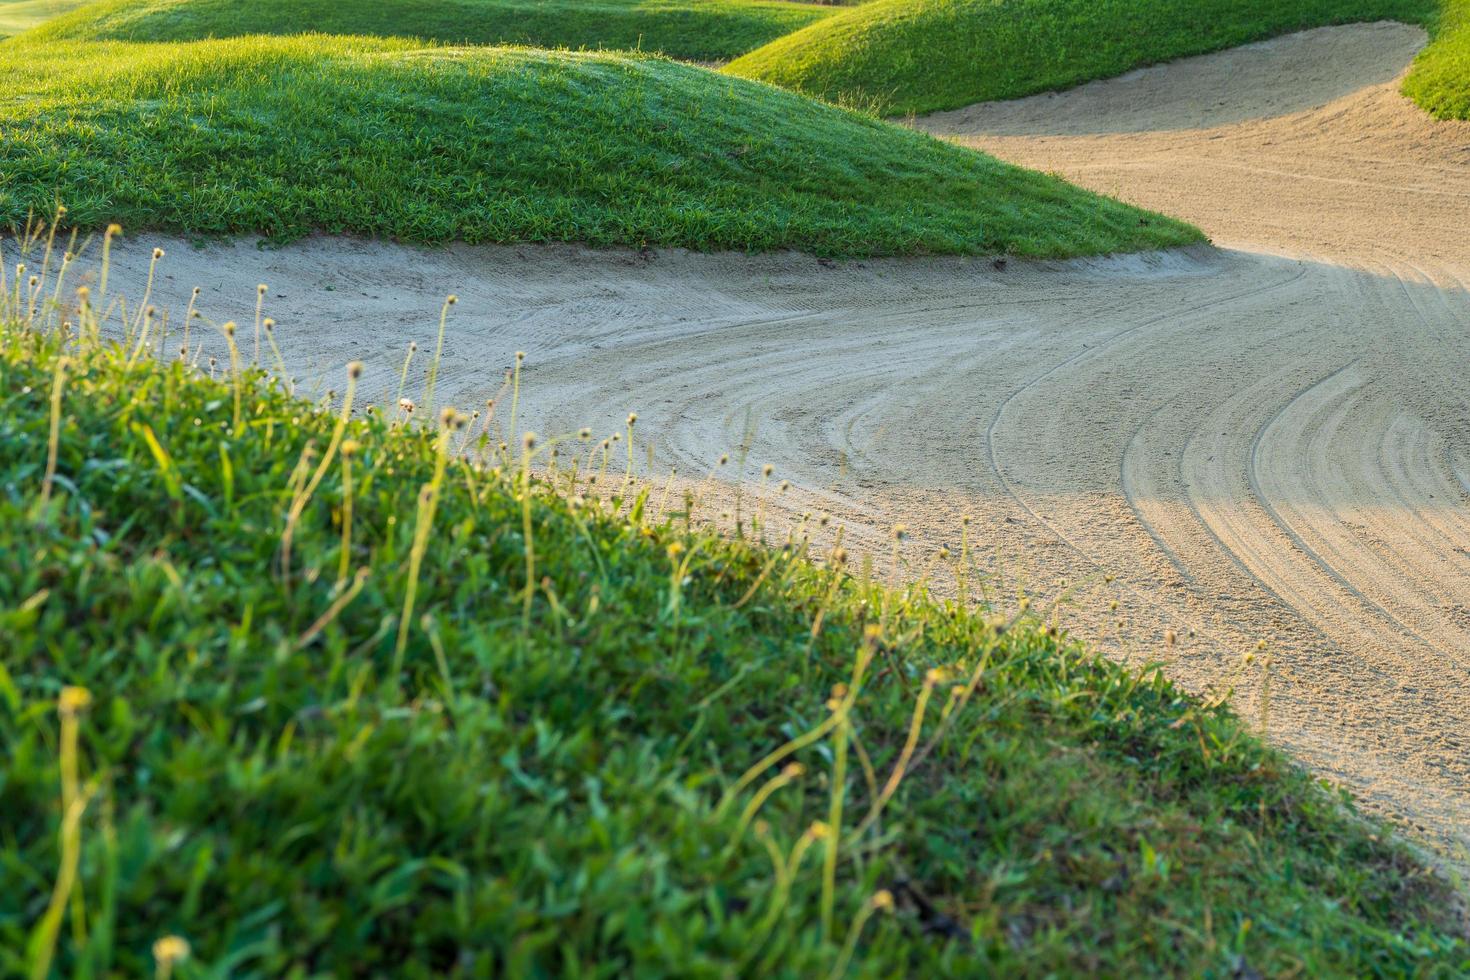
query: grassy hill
726 0 1468 118
0 36 1200 258
15 0 841 61
1 260 1465 976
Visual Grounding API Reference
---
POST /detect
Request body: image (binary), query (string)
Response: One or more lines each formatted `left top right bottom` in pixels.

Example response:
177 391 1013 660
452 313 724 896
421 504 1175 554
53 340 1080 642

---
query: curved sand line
95 23 1470 855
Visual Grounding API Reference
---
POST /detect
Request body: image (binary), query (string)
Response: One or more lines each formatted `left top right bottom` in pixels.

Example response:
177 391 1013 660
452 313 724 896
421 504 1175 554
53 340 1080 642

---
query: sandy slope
91 23 1470 855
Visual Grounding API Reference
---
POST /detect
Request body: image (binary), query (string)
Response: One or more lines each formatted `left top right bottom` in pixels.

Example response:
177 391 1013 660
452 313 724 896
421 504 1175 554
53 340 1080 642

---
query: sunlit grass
1405 0 1470 117
726 0 1466 118
0 0 89 38
15 0 839 62
0 35 1201 257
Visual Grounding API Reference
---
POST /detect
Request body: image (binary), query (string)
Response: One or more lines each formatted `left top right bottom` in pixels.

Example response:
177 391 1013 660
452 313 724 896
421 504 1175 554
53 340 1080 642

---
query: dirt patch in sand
89 23 1470 857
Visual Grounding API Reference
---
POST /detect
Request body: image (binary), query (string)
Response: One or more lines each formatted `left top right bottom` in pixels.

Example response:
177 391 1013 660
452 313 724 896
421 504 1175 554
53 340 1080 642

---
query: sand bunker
94 23 1470 856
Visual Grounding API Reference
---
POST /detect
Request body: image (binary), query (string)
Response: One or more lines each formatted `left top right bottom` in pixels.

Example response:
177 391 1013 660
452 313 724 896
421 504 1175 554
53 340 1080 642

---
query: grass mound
15 0 839 62
0 36 1199 258
725 0 1466 118
0 244 1466 976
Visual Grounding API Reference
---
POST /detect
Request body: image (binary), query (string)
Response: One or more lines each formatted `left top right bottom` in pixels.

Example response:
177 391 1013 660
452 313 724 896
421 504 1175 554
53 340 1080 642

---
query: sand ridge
92 23 1470 856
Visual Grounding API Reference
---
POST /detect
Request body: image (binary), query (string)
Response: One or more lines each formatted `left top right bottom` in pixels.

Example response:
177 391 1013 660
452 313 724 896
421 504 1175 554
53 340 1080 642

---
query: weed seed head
152 936 190 967
627 412 638 427
58 686 92 716
578 427 591 441
399 398 415 413
523 432 537 450
347 361 364 380
762 463 773 478
153 247 165 260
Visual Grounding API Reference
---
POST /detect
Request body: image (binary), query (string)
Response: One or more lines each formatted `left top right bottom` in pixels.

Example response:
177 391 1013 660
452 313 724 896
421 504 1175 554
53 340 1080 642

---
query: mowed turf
726 0 1468 117
0 36 1201 257
17 0 840 61
0 0 89 37
2 279 1467 975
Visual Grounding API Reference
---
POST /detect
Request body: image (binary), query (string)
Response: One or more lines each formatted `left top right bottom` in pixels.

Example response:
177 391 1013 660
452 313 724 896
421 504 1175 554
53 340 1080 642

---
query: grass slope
0 0 89 37
0 260 1465 976
1405 0 1470 116
726 0 1468 118
15 0 840 62
0 37 1199 258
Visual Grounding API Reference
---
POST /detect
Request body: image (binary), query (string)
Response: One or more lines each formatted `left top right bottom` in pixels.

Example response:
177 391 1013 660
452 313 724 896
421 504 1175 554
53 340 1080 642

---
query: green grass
0 36 1200 258
0 0 90 37
16 0 842 62
1405 0 1470 116
726 0 1468 118
1 246 1466 976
